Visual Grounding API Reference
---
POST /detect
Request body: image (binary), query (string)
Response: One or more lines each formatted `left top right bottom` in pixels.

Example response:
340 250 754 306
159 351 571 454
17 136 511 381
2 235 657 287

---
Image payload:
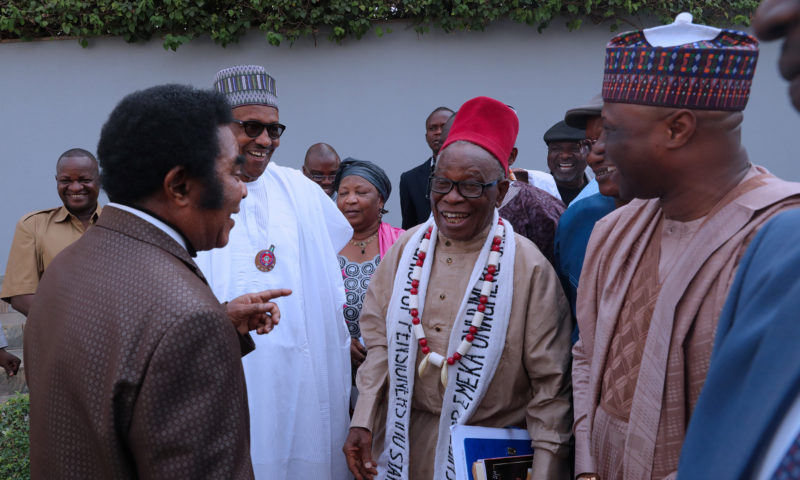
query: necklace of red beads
409 219 505 386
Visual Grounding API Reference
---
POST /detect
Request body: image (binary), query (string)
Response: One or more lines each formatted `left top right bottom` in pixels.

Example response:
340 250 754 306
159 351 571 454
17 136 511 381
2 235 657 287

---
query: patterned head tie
213 65 278 109
602 13 759 111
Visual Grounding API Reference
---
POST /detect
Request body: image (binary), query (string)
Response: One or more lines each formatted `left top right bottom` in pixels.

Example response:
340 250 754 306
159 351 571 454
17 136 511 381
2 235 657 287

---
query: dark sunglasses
233 120 286 139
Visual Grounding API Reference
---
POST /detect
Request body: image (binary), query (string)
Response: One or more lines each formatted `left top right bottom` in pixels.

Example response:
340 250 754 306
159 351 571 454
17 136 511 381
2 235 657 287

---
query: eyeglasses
428 176 500 199
233 120 286 139
547 144 583 155
580 138 597 150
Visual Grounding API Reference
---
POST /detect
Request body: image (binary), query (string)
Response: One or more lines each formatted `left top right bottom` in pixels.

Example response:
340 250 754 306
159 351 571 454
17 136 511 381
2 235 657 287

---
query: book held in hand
472 454 533 480
450 425 533 480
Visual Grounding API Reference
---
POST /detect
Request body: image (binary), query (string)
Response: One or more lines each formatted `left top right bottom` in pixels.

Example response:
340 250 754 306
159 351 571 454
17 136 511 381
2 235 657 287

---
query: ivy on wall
0 0 759 51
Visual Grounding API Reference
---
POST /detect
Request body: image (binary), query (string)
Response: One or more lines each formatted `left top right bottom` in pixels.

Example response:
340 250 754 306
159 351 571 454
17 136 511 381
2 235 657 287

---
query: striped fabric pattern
213 64 278 109
602 30 758 111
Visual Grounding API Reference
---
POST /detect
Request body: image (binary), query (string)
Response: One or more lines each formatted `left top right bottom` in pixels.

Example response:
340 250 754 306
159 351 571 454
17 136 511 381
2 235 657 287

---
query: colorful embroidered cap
213 65 278 109
602 13 759 111
440 96 518 173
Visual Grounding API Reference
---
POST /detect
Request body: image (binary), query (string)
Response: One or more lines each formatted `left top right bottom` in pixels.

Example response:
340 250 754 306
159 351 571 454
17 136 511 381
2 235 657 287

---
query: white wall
0 19 797 273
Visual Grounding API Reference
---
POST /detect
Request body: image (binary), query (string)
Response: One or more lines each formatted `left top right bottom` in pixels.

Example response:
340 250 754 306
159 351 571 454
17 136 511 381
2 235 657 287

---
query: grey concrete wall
0 19 797 273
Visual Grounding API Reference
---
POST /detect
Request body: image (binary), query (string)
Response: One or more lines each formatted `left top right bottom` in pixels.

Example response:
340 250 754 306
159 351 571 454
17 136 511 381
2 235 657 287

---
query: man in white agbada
343 96 573 480
195 65 353 479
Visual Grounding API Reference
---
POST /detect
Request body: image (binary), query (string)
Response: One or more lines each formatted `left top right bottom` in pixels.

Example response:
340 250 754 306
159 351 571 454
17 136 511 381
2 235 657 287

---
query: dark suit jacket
24 206 254 479
399 157 433 230
678 209 800 479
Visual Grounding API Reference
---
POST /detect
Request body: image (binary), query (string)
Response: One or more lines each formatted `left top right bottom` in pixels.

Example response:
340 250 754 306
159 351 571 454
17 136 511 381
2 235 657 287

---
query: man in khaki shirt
343 97 573 480
1 148 101 317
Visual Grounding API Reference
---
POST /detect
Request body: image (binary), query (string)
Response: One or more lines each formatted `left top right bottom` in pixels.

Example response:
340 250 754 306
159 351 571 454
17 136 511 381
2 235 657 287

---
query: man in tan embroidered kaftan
572 15 800 480
343 96 573 480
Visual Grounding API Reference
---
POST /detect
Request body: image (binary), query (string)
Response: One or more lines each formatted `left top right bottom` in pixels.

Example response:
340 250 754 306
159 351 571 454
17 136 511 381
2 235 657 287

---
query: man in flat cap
344 96 573 480
195 65 353 479
678 1 800 477
573 14 800 480
543 120 589 205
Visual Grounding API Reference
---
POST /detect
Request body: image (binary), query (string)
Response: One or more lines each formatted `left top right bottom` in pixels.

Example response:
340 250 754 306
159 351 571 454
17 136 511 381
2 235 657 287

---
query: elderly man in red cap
573 14 800 480
343 96 573 480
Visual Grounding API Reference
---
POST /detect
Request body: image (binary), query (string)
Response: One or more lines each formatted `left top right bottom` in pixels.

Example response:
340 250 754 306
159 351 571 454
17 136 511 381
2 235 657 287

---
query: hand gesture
226 289 292 335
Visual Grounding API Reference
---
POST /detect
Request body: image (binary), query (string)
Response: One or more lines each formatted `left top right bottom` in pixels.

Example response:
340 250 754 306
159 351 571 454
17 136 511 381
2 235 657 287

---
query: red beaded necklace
409 219 505 386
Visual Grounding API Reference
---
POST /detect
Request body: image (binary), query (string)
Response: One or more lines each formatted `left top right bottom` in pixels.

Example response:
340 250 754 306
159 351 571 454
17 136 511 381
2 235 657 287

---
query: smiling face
336 175 383 233
753 0 800 110
584 115 620 198
56 155 100 217
431 142 508 241
546 140 587 186
231 104 280 182
186 126 248 251
601 102 667 200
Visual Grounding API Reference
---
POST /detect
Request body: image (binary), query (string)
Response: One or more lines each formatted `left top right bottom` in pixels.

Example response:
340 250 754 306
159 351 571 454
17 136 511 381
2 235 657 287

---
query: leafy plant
0 393 30 480
0 0 759 50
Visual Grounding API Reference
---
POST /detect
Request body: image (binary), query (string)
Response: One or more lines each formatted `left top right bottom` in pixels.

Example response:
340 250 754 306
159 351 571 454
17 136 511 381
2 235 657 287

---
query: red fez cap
440 96 518 173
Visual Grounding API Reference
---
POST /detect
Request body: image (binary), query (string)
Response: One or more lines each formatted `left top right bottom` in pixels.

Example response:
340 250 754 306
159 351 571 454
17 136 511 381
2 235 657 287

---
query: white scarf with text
378 210 515 479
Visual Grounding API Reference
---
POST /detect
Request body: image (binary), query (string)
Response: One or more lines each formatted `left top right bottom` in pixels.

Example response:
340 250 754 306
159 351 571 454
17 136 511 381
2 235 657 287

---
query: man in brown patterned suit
24 84 289 479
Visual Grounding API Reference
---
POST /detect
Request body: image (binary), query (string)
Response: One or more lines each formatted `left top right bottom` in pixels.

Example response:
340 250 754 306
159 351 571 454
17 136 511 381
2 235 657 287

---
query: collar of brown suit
95 206 206 284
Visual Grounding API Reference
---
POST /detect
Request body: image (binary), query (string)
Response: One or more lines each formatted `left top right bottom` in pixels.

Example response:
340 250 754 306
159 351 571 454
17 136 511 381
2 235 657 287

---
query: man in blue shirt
553 94 627 339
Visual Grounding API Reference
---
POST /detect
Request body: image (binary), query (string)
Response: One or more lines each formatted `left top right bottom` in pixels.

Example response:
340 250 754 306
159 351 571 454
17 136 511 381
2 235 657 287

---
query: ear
507 147 518 167
663 109 696 149
495 178 510 207
163 165 195 207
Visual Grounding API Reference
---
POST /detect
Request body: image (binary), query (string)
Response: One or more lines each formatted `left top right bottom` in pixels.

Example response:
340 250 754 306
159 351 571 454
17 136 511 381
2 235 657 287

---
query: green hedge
0 393 30 480
0 0 759 51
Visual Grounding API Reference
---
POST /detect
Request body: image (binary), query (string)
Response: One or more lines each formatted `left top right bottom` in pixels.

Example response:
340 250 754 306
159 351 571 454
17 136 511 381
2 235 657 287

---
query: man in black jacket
399 106 454 229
